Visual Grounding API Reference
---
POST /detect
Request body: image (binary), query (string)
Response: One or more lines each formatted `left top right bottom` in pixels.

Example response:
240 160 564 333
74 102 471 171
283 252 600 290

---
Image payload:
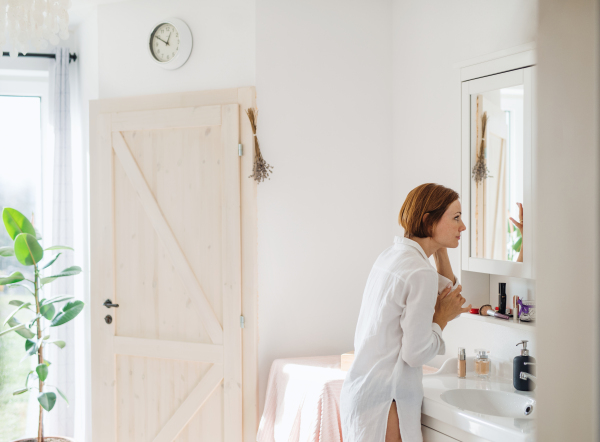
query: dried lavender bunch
471 158 489 184
472 112 489 185
246 108 274 183
249 139 274 183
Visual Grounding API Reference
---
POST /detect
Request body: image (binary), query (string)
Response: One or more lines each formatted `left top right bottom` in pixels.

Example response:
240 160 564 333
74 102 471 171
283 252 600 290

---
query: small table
257 355 438 442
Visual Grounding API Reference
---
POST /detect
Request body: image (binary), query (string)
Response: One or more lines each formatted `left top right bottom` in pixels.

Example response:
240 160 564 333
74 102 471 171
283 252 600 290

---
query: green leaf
36 363 49 382
2 208 36 240
3 302 32 327
0 246 14 257
13 388 28 395
40 303 55 320
28 314 41 328
56 386 69 405
7 317 35 339
25 339 38 355
45 245 74 252
41 266 82 284
42 253 62 270
513 236 522 252
46 340 66 349
51 300 84 327
38 392 57 411
0 322 26 337
8 300 25 306
14 233 44 266
0 271 25 285
40 295 74 306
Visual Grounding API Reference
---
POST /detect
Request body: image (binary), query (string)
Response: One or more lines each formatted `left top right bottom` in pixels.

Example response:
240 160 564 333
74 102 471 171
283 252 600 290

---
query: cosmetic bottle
458 348 466 378
513 340 536 391
498 283 507 314
474 349 490 379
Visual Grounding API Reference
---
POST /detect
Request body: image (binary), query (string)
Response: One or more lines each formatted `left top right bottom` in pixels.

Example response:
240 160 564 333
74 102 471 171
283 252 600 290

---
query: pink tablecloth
257 355 346 442
257 356 440 442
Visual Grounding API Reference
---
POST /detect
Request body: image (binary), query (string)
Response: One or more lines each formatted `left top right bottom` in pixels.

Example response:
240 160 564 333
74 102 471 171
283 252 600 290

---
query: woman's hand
433 284 471 331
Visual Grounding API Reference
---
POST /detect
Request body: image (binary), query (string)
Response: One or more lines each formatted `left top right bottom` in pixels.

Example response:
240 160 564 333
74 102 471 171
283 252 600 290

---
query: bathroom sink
440 388 535 418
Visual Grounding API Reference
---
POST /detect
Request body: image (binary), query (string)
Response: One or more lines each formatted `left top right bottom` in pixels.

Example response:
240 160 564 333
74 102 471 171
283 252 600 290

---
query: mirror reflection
470 85 524 261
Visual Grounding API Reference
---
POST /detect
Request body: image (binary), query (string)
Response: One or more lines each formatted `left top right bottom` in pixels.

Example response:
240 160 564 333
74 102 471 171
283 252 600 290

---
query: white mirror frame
457 44 536 279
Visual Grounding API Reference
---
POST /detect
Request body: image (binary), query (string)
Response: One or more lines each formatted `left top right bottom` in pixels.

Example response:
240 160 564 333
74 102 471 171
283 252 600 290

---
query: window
0 85 46 441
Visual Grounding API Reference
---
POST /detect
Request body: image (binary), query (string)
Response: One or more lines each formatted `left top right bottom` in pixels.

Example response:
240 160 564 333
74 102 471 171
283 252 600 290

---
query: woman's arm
433 248 456 284
401 269 446 367
509 202 524 263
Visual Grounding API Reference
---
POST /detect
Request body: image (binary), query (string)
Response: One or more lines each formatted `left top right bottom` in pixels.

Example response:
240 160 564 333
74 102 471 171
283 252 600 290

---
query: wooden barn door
90 103 242 441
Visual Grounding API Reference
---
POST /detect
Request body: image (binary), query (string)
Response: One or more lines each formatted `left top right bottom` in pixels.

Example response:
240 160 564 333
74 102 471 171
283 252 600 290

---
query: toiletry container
474 349 490 378
514 340 536 391
458 348 466 378
498 282 507 314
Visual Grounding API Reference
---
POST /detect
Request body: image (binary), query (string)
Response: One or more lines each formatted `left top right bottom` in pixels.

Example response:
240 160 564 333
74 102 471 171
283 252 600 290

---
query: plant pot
11 438 75 442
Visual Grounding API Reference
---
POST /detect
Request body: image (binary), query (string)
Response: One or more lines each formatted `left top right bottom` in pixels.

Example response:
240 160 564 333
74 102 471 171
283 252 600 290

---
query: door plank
111 131 224 345
238 87 259 442
114 336 224 364
152 363 224 442
90 112 118 440
111 105 222 132
220 104 243 442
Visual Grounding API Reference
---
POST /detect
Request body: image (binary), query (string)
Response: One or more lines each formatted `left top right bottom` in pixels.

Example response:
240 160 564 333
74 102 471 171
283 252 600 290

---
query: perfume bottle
474 349 491 379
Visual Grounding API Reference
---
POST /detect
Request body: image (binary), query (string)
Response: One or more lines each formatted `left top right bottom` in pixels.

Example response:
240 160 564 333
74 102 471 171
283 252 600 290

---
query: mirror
470 84 524 262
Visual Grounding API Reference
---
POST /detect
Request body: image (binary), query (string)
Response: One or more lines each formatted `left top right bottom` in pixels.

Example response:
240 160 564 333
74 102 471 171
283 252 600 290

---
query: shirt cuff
432 322 446 355
438 273 460 294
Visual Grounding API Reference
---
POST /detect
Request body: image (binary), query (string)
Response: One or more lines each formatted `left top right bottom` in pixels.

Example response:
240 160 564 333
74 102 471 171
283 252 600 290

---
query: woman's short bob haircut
399 183 459 238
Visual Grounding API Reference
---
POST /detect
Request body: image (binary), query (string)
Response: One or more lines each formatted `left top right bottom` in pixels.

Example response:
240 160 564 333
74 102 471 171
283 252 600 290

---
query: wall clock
148 18 192 70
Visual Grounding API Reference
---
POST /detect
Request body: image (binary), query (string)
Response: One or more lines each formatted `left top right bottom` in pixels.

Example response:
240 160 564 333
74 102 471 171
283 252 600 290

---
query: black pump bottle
513 340 536 391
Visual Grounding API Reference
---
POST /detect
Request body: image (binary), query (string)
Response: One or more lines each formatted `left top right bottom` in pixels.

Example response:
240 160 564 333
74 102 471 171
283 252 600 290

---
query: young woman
340 183 471 442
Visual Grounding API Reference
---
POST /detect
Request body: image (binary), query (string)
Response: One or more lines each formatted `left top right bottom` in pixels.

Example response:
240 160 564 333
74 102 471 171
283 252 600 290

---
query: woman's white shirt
340 236 459 442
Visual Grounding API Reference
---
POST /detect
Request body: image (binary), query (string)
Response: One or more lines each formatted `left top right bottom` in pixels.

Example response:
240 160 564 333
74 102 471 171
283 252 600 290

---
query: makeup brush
480 304 510 320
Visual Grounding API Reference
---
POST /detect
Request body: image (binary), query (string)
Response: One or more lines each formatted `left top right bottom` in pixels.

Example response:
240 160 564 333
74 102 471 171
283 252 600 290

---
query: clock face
150 23 180 62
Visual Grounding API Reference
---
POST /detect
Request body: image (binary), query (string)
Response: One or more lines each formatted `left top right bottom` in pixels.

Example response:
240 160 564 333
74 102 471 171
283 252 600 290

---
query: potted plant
0 208 83 442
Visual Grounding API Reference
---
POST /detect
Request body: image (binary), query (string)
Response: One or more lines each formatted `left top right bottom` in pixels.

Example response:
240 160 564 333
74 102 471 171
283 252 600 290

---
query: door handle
103 299 120 308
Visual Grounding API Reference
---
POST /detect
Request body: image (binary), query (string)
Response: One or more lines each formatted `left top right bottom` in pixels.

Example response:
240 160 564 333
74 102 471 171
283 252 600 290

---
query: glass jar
474 349 491 379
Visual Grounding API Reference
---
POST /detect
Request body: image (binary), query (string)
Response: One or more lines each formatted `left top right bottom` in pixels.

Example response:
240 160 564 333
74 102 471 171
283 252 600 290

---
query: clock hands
155 35 168 45
166 32 172 46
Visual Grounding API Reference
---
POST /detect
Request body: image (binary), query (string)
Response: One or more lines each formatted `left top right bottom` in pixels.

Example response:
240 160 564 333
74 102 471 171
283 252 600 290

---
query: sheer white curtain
25 46 80 438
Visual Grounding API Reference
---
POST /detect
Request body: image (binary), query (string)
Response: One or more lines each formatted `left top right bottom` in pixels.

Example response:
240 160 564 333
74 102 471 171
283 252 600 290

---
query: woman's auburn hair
399 183 459 238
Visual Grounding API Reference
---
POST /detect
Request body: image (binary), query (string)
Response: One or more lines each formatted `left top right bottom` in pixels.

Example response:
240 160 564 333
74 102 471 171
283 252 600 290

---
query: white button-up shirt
340 236 459 442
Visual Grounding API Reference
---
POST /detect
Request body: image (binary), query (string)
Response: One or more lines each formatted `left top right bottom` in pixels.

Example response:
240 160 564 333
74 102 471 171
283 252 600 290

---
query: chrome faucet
520 372 537 382
520 362 536 382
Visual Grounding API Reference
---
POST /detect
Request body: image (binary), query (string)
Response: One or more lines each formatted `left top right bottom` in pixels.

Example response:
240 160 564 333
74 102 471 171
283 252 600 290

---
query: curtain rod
1 52 77 62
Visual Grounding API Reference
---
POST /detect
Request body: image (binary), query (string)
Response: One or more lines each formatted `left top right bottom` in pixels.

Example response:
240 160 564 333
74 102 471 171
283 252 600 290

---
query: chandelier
0 0 70 57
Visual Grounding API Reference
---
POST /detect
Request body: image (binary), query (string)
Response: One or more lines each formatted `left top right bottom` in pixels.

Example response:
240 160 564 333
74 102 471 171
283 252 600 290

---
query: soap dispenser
513 340 536 391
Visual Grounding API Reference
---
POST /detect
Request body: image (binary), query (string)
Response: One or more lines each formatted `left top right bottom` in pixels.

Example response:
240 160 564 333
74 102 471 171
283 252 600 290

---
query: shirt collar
394 236 429 261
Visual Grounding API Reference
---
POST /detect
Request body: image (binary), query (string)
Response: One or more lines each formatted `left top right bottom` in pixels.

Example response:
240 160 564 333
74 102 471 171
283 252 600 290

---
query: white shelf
458 313 535 331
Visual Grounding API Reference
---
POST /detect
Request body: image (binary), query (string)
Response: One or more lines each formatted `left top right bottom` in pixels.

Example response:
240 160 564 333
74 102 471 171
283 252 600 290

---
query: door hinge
238 143 243 156
240 315 245 328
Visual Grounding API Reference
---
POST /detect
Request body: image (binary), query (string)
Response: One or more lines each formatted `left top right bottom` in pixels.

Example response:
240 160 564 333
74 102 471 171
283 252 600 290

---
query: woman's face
431 200 466 248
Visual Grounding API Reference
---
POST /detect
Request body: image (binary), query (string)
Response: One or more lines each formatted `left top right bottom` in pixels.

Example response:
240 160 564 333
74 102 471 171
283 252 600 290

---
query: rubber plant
0 208 83 442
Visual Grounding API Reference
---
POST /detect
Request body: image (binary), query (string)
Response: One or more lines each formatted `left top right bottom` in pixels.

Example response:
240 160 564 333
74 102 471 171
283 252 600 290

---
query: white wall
97 0 255 98
392 0 537 369
256 0 393 413
536 1 599 440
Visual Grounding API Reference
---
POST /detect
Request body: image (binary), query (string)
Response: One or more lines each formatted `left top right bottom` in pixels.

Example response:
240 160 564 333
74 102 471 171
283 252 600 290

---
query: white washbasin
440 388 536 418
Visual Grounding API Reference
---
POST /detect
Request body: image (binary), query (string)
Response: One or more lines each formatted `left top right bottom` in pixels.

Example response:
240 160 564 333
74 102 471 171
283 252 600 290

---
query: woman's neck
409 236 442 258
